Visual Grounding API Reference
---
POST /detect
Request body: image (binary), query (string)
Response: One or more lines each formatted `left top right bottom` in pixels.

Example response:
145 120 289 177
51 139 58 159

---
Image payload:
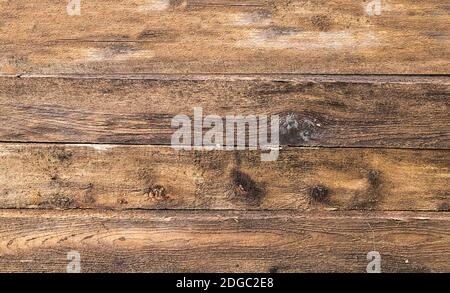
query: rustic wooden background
0 0 449 272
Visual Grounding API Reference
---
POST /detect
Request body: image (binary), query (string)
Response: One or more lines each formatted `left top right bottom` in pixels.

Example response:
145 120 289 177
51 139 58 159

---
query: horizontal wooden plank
0 209 449 272
0 144 448 211
1 75 449 148
0 0 449 74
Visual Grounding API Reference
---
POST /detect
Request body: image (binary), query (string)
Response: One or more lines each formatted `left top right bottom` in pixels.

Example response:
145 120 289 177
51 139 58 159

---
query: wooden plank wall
0 0 449 272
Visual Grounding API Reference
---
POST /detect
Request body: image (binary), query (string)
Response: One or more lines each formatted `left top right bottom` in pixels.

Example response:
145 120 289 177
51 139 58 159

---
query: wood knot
368 170 380 186
144 185 167 199
117 198 128 205
51 147 73 163
438 202 449 212
48 194 74 209
309 185 329 203
280 113 322 144
230 169 264 206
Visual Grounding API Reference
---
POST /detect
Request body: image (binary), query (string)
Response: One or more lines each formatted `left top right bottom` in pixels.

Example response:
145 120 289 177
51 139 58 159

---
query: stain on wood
0 76 448 148
0 0 449 74
0 144 448 211
0 209 448 272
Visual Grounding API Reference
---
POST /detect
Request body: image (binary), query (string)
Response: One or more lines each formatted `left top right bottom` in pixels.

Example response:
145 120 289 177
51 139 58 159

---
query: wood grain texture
0 144 448 211
1 75 449 148
0 0 449 75
0 0 449 274
0 209 449 272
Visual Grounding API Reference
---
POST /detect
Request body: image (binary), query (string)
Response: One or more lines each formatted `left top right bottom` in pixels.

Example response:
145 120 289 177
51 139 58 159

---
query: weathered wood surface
0 209 449 272
0 0 449 274
0 144 448 211
1 75 449 148
0 0 449 75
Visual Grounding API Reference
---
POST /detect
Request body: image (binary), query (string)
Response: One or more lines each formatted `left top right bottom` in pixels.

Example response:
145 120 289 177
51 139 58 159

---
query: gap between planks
1 141 450 151
0 208 449 220
1 73 450 84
